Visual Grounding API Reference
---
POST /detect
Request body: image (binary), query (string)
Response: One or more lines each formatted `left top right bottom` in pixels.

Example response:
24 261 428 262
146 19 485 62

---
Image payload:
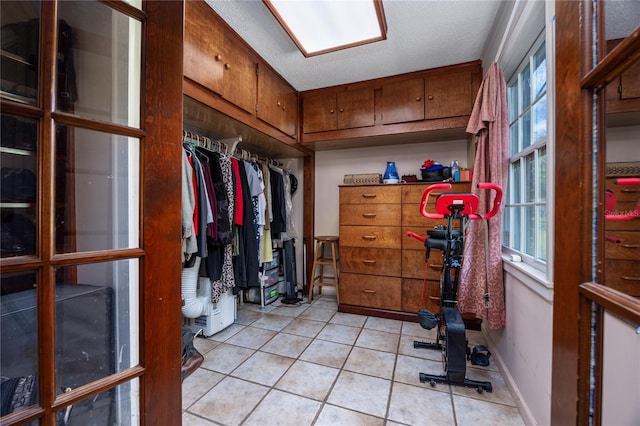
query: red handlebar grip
420 183 451 219
406 231 426 243
478 182 503 219
614 178 640 186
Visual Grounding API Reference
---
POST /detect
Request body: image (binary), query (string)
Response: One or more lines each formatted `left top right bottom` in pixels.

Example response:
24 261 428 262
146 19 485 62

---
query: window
504 38 548 268
263 0 387 57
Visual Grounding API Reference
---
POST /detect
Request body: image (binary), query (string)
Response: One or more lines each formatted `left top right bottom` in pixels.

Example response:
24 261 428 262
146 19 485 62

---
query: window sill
502 254 554 303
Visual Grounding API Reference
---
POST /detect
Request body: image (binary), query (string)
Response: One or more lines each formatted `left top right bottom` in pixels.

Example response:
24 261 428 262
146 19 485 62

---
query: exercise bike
407 182 502 394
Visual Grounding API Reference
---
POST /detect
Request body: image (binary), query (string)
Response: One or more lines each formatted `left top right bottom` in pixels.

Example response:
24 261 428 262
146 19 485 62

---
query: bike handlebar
419 182 503 220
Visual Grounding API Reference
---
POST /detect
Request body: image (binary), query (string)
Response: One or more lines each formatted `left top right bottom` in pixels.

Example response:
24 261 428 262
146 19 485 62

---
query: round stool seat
315 236 339 242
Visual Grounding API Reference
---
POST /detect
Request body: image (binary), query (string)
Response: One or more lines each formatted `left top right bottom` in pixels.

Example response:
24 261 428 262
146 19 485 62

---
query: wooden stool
308 236 339 304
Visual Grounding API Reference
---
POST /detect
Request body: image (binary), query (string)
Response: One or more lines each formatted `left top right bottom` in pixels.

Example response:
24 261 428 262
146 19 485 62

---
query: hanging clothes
269 166 286 240
233 161 260 290
181 148 197 263
209 153 235 302
458 63 509 329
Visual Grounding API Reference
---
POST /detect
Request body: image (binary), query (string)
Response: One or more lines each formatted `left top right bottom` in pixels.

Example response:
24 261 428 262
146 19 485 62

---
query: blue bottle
450 160 459 182
383 161 399 184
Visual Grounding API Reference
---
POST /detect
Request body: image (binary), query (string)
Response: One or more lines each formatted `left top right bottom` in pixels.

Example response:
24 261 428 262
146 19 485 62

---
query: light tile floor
182 295 525 426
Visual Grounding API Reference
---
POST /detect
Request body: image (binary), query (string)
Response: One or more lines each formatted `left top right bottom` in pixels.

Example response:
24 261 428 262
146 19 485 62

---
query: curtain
458 63 509 329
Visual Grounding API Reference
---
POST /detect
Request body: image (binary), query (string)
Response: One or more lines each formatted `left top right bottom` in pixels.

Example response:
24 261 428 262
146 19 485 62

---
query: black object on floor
281 238 302 305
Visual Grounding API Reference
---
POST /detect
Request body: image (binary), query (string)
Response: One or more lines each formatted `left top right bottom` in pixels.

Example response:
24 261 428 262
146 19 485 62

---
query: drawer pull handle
362 194 377 198
621 244 640 249
362 213 377 218
362 259 377 264
621 188 640 193
429 264 443 269
363 289 376 294
621 276 640 281
362 235 377 240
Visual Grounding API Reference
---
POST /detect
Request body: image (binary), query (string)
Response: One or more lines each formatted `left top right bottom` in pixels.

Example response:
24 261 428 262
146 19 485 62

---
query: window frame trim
502 29 555 281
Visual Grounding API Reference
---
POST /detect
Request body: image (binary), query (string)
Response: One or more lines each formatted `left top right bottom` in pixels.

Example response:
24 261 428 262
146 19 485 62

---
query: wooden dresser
338 182 471 321
604 162 640 297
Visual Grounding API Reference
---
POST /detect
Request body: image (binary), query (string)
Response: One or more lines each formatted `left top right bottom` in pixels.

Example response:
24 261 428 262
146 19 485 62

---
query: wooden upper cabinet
382 77 425 124
302 91 338 133
257 63 298 137
221 32 258 114
184 1 257 114
184 2 225 95
337 86 375 129
302 85 375 133
425 71 473 119
606 40 640 114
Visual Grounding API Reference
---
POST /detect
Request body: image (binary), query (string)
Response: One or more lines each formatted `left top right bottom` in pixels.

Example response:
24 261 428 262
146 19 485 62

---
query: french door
1 1 183 425
552 1 640 424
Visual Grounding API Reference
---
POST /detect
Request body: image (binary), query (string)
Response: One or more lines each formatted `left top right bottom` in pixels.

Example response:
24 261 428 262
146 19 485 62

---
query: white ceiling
206 0 505 91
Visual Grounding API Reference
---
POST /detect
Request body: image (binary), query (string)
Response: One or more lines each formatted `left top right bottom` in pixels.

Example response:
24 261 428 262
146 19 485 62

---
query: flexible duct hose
181 257 207 318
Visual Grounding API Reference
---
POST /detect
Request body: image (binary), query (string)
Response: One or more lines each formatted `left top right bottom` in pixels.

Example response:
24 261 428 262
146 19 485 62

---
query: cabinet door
606 39 640 114
184 1 225 95
257 64 298 137
302 91 337 133
221 32 257 114
337 86 375 129
620 60 640 100
382 78 425 124
425 71 473 119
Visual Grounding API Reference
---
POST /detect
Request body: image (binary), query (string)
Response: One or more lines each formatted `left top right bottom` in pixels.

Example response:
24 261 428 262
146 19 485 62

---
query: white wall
606 125 640 162
314 140 468 235
601 312 640 425
488 263 554 426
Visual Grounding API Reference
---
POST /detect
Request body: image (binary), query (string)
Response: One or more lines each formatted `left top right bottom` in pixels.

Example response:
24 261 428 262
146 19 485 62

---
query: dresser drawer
339 225 401 249
340 247 401 276
604 259 640 296
605 231 640 260
402 249 443 279
339 273 402 310
402 278 440 314
340 185 401 204
340 203 401 226
402 209 449 228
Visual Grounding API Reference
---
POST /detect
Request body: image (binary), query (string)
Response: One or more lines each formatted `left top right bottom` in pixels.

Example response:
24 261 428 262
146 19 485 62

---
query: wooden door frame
550 1 594 424
141 1 184 424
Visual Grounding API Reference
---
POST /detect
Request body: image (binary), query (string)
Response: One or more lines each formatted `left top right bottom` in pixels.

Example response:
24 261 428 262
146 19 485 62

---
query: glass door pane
57 1 141 127
1 115 38 259
55 125 140 254
0 1 40 105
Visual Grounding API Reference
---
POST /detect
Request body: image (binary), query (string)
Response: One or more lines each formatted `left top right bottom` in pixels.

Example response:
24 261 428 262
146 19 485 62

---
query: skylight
264 0 387 57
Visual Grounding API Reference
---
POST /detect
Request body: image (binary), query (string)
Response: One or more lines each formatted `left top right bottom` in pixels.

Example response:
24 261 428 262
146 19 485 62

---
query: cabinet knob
224 63 231 70
428 95 434 100
215 54 222 62
416 96 422 101
339 108 344 113
329 109 335 114
276 101 281 107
